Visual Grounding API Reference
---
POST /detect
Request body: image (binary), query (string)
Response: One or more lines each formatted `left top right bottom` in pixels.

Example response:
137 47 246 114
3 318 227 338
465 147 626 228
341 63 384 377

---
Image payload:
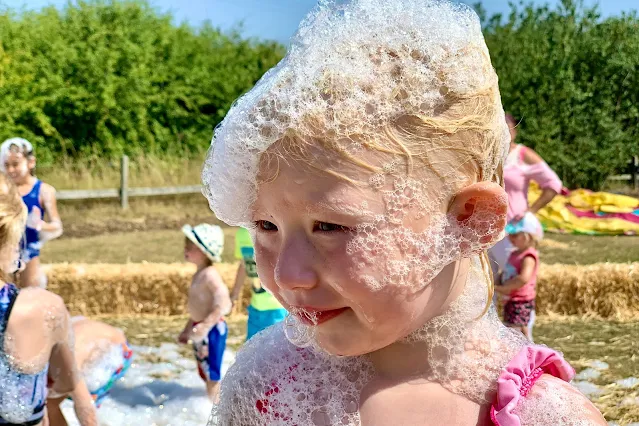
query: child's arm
49 304 81 396
192 271 229 341
495 256 536 294
69 379 98 426
39 183 63 239
230 262 247 307
178 318 195 344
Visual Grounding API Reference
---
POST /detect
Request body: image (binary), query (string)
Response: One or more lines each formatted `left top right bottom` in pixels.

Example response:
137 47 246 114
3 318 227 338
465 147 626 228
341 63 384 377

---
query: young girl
179 223 231 402
0 172 85 426
47 317 131 425
1 138 63 288
202 1 606 425
494 213 542 341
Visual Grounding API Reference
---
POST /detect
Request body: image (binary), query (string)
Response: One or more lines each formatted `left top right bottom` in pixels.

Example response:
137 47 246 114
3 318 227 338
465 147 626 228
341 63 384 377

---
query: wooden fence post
120 155 129 209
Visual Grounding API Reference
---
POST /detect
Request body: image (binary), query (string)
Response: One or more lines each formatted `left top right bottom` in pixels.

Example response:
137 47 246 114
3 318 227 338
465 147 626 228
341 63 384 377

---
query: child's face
251 150 474 356
508 232 531 250
4 152 33 184
184 239 209 266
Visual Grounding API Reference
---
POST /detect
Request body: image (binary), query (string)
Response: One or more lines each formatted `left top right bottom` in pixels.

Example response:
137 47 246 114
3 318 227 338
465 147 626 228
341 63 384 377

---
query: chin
316 325 376 357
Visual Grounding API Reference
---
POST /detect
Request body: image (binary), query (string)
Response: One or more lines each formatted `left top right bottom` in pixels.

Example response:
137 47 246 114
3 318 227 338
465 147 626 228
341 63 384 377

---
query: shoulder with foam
518 374 607 425
216 324 306 423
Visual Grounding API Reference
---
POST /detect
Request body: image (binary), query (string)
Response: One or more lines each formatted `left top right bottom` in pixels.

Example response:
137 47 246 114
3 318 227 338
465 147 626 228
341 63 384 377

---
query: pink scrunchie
491 345 575 426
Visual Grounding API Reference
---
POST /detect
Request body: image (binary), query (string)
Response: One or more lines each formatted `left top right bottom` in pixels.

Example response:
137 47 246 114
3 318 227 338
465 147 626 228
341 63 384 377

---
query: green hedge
478 0 639 189
0 0 284 164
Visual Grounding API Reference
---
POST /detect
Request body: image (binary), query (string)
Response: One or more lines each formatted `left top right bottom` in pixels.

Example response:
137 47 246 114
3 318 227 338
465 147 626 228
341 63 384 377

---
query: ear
449 182 508 249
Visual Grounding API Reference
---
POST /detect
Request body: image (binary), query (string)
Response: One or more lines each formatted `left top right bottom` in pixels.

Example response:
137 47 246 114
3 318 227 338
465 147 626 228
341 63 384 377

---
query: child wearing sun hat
178 223 231 402
494 212 544 341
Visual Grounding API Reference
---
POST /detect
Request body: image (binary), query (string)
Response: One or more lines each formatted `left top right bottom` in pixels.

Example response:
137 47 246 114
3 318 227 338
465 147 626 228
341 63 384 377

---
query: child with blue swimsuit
1 138 63 288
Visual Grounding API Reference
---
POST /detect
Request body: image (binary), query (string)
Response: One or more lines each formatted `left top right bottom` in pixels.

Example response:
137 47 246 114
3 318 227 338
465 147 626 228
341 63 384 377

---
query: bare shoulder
517 374 607 425
202 266 227 289
9 288 69 342
521 146 544 165
13 287 65 319
360 378 485 426
40 182 57 194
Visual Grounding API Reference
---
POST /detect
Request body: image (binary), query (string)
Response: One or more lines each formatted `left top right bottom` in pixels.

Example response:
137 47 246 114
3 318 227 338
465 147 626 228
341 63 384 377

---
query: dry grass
42 228 239 264
535 316 639 424
540 233 639 265
38 156 204 190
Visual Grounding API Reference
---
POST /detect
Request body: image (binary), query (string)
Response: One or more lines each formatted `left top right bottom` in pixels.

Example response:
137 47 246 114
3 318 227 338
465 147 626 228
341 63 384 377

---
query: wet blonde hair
0 173 27 279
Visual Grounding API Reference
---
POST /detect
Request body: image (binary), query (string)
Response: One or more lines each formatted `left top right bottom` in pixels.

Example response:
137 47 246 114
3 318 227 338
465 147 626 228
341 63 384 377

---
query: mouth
294 307 349 326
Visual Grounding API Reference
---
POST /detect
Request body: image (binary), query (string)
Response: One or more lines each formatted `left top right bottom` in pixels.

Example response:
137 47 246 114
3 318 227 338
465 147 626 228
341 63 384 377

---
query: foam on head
203 0 509 228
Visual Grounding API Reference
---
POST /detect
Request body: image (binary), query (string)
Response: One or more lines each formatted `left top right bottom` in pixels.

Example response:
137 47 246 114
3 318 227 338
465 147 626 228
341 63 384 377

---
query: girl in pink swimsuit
202 1 606 424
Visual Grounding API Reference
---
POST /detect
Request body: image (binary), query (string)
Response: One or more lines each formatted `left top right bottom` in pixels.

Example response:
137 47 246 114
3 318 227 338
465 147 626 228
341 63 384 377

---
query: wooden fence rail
55 156 202 208
55 155 639 209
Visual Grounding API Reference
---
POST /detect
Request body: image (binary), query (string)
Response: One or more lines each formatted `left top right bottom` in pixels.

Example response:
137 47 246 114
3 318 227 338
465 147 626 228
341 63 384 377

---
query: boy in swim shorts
179 223 231 402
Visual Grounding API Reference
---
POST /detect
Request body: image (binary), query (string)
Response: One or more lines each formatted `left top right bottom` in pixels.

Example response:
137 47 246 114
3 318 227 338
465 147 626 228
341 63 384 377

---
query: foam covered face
251 146 503 356
3 151 31 183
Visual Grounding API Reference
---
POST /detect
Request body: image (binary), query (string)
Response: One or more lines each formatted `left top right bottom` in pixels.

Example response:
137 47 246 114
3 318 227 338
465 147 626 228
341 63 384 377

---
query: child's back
1 284 77 425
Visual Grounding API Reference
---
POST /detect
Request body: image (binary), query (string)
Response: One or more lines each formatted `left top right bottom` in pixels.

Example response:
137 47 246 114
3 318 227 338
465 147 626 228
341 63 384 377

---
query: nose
274 232 318 291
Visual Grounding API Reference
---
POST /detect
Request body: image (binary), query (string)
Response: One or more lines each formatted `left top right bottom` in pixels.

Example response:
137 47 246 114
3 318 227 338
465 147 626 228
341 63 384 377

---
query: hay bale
44 262 250 316
537 263 639 320
44 262 639 319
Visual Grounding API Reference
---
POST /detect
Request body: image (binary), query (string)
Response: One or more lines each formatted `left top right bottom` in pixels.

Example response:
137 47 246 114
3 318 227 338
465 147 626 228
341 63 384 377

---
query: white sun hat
0 138 34 172
182 223 225 262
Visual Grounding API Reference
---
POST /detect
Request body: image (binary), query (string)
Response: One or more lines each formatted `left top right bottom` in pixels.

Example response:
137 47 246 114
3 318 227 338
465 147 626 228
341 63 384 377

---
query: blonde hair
0 173 27 279
260 58 507 315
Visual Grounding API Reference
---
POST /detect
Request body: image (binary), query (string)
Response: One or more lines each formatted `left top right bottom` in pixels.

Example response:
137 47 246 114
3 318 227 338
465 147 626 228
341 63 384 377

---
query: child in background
202 0 606 424
0 172 85 426
1 138 63 288
230 227 287 340
47 317 132 426
494 212 543 341
179 224 231 402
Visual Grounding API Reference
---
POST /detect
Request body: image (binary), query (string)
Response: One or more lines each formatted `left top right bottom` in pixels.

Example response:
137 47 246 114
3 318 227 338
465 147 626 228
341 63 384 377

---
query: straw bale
43 262 251 316
537 263 639 320
43 262 639 319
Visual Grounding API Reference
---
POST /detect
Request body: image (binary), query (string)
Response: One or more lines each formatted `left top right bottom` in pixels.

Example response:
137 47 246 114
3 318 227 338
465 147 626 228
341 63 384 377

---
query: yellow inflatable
528 182 639 235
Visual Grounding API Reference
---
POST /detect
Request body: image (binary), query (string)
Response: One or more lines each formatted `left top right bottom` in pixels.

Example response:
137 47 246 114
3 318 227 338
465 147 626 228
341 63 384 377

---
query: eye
314 221 350 233
255 220 278 231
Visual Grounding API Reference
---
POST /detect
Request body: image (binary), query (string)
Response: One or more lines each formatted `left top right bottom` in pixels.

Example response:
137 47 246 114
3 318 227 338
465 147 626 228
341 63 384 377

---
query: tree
0 0 285 163
479 0 639 189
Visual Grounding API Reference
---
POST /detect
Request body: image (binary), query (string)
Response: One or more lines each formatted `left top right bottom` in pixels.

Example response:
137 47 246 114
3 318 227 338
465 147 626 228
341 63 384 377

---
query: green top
234 227 283 311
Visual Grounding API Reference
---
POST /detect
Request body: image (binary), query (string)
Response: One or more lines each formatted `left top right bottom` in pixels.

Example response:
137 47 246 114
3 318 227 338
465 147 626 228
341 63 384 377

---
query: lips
294 307 349 326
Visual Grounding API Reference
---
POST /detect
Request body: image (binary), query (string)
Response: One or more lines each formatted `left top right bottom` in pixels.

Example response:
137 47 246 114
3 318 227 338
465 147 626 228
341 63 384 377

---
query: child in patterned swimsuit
495 213 543 341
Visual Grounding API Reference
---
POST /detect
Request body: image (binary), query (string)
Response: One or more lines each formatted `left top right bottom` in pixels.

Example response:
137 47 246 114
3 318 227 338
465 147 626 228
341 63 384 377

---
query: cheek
346 216 451 292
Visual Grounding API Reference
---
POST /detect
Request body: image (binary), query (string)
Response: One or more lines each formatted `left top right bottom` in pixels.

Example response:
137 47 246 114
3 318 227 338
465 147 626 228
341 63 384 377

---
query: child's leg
206 380 221 403
527 309 536 342
47 397 69 426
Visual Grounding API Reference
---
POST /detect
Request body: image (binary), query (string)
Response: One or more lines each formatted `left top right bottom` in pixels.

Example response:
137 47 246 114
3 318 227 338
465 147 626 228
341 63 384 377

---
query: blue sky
1 0 636 43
